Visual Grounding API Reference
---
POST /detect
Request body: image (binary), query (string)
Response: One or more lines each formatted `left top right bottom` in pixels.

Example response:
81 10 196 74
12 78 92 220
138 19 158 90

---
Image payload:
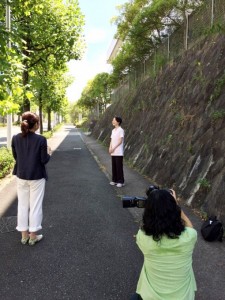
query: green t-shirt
136 227 197 300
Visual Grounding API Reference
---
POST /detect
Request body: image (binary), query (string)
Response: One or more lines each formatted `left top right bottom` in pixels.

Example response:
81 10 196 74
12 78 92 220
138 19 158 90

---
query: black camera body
122 184 159 208
122 196 147 208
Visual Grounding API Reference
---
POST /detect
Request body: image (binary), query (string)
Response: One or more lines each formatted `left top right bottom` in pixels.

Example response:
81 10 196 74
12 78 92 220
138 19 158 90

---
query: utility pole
185 9 193 51
211 0 214 27
6 0 12 149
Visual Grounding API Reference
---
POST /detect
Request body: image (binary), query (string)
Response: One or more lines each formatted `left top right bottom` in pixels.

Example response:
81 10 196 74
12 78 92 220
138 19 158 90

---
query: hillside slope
92 34 225 223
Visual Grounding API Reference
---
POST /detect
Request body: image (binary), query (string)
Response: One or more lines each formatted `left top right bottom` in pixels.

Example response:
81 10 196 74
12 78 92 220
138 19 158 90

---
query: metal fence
111 0 225 102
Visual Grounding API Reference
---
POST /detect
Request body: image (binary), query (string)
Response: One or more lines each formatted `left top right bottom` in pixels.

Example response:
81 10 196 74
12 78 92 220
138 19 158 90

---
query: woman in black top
11 112 51 245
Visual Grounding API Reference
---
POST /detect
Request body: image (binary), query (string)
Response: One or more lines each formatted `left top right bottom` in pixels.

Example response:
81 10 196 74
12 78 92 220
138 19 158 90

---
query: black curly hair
142 189 185 242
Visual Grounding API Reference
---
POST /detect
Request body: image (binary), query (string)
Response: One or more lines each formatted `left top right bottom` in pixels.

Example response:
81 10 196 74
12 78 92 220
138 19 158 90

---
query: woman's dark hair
21 111 39 137
142 189 185 242
114 116 122 125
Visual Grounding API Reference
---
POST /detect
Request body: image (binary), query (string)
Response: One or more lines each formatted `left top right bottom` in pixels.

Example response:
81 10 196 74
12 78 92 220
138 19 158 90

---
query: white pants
16 178 46 232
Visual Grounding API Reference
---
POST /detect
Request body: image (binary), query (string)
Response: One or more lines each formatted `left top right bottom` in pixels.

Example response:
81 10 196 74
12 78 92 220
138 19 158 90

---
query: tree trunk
22 68 30 112
47 108 51 131
22 35 32 112
16 114 20 123
39 91 43 134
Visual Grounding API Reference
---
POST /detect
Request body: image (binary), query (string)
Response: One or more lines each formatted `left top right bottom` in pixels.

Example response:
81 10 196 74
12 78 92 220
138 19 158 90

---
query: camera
122 196 147 208
122 184 159 208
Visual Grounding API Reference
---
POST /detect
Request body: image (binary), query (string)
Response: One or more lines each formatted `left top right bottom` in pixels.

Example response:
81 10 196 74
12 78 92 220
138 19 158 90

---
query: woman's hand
47 146 52 155
109 147 114 154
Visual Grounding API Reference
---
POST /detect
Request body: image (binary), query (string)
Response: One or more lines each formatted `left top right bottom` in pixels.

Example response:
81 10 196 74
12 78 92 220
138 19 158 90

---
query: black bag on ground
201 216 223 242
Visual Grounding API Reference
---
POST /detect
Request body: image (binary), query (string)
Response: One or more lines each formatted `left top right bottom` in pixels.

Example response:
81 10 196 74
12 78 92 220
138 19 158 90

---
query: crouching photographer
130 188 197 300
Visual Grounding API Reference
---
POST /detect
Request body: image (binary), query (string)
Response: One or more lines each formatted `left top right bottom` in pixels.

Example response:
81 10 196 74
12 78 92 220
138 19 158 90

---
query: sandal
21 237 29 245
29 234 43 246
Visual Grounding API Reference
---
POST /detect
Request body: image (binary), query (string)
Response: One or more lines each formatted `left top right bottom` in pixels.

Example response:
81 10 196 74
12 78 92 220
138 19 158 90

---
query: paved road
0 125 225 300
0 125 20 148
0 126 142 300
0 124 50 148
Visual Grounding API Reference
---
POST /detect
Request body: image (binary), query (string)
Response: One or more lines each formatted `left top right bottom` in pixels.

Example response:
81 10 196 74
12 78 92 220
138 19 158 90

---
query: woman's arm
40 138 51 164
109 137 123 154
11 136 17 160
181 210 193 228
170 189 193 228
109 140 112 154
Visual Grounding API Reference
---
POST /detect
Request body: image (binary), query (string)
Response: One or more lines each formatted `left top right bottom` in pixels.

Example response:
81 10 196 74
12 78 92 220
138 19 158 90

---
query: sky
66 0 126 103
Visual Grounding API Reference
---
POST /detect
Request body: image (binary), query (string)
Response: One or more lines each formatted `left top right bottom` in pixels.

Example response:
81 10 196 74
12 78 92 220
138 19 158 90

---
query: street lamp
6 0 12 149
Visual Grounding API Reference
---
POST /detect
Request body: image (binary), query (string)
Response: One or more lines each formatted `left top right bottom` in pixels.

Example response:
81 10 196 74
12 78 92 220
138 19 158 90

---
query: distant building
107 39 123 64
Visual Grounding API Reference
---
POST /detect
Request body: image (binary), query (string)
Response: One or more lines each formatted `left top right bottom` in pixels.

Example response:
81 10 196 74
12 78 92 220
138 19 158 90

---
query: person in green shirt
131 189 197 300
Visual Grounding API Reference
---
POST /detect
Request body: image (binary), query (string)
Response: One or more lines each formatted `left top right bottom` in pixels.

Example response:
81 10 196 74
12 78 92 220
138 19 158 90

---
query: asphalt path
0 124 49 148
0 126 142 300
0 125 20 148
0 125 225 300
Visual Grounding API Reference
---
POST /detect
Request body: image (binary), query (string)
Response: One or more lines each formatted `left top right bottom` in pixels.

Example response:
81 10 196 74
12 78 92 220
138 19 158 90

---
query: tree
30 55 73 132
10 0 85 111
91 73 112 114
110 0 204 85
77 81 94 110
0 1 23 116
112 0 149 41
70 102 85 125
77 72 112 116
0 50 23 116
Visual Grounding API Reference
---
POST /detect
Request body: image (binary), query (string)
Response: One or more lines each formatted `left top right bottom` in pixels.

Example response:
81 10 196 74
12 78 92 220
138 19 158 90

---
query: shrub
0 147 14 178
41 131 53 139
42 123 63 139
52 123 63 132
197 178 211 190
210 110 225 120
